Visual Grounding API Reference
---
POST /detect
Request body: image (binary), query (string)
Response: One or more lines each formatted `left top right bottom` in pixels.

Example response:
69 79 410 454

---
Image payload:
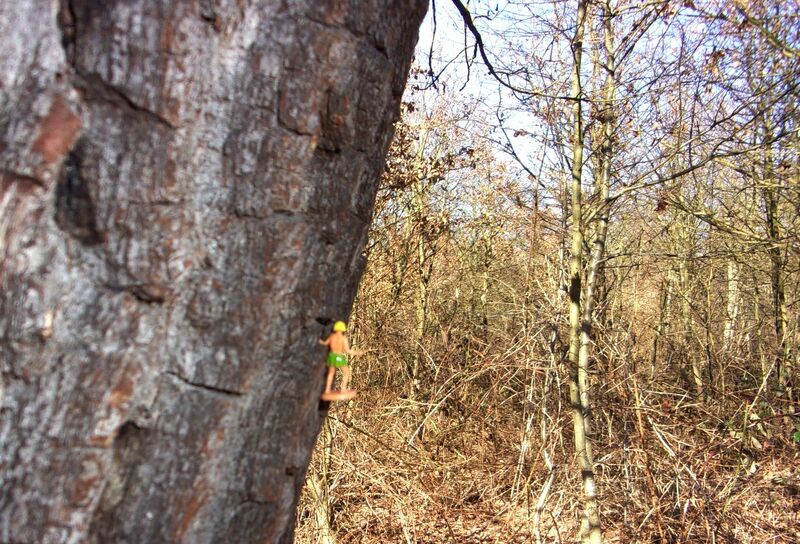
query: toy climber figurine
319 320 361 401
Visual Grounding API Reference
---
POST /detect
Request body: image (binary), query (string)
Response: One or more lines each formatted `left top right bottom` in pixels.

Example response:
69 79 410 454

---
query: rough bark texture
0 1 426 542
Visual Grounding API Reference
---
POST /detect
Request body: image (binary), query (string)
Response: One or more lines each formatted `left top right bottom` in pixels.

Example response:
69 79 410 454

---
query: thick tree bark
0 1 426 542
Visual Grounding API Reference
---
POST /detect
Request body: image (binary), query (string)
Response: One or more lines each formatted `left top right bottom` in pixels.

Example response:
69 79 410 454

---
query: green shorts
327 352 348 368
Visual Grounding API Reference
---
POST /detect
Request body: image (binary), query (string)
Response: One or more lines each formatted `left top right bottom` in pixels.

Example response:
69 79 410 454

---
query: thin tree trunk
763 182 789 390
752 273 770 381
679 256 703 396
703 269 716 392
307 418 337 544
650 276 672 380
579 0 615 400
566 1 602 542
724 259 741 351
758 110 791 393
0 2 427 542
411 181 432 398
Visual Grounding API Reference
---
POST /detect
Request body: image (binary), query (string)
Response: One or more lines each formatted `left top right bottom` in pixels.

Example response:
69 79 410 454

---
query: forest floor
297 377 800 543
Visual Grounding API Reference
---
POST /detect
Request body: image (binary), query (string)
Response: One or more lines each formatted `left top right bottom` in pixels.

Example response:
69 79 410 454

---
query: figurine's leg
324 367 336 393
341 365 352 391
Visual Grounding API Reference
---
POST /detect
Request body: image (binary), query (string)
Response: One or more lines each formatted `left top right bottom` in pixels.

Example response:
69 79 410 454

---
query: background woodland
297 1 799 542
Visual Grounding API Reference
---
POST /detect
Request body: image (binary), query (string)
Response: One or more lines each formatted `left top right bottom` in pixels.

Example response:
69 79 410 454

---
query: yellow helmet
333 321 347 332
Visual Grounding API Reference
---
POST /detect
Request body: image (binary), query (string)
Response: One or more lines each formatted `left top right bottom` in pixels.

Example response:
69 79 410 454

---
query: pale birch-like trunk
566 1 602 542
678 252 703 396
724 259 741 350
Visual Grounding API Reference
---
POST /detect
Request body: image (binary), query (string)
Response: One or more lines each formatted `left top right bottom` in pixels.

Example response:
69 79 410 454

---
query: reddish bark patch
200 430 214 457
69 454 103 507
174 485 210 539
0 172 44 197
32 95 82 165
109 373 135 409
162 156 178 195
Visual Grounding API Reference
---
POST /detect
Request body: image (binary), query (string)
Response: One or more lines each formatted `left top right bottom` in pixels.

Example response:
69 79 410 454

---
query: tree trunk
763 179 789 391
306 418 337 544
411 184 432 397
0 1 426 542
566 1 602 542
724 259 740 351
650 275 672 380
679 257 704 397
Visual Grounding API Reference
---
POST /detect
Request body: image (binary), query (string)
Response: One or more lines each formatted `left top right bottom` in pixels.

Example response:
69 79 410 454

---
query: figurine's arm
343 337 362 356
319 336 329 346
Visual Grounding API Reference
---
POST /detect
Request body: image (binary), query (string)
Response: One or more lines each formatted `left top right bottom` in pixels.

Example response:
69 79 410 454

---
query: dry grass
296 320 799 543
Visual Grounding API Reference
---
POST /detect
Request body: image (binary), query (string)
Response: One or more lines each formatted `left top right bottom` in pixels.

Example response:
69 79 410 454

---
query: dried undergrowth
296 322 799 543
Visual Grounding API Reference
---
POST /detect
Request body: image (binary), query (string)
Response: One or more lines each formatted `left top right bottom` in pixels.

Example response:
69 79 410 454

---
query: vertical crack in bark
57 0 77 67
